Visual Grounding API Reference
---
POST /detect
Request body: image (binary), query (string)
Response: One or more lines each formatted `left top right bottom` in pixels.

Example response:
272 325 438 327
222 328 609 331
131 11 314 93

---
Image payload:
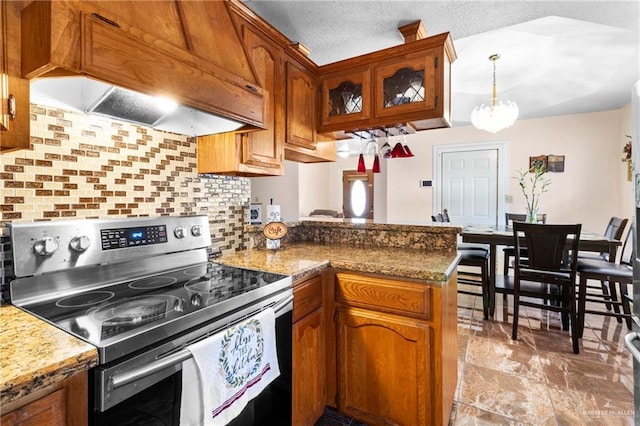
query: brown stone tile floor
316 287 635 425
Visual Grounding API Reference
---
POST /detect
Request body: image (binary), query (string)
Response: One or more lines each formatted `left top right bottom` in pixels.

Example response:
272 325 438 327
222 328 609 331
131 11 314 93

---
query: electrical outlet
505 194 513 203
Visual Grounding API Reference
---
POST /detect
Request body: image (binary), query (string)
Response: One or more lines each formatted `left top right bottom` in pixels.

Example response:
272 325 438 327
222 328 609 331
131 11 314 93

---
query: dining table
460 224 622 317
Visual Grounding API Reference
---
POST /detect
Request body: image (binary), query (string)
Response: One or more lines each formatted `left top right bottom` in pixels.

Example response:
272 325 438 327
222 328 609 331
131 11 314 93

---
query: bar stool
577 226 633 338
433 210 491 319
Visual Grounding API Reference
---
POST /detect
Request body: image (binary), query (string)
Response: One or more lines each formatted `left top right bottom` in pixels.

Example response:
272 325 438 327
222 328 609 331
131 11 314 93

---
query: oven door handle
111 295 293 390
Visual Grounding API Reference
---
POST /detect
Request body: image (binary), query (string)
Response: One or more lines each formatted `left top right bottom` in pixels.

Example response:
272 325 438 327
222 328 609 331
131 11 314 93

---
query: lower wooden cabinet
1 388 66 426
335 272 457 426
1 371 88 426
292 274 326 426
337 307 431 425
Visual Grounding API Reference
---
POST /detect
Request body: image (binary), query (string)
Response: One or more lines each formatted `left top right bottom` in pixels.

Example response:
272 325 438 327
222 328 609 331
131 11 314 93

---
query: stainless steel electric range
7 215 293 425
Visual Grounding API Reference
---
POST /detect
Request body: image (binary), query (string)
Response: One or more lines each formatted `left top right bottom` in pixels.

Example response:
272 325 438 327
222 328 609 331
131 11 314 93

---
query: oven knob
69 235 91 252
191 225 202 237
174 226 186 239
33 237 59 256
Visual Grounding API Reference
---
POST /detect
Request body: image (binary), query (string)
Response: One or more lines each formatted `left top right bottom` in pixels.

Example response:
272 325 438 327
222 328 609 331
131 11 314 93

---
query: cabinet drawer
293 275 323 322
336 273 430 319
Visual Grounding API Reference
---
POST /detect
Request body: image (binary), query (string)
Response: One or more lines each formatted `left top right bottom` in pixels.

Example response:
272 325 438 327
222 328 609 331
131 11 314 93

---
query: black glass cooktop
21 263 289 353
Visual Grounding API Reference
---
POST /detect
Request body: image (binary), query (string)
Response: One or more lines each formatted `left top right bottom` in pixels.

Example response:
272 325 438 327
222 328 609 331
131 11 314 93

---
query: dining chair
577 226 633 337
433 210 491 319
579 217 627 261
577 216 628 311
510 222 582 354
502 212 547 276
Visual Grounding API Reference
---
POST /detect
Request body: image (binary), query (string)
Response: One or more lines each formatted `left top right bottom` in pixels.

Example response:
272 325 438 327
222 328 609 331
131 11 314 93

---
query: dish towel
180 308 280 425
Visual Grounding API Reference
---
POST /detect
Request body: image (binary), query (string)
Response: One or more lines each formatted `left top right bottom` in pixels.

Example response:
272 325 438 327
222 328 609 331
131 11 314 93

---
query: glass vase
526 208 538 223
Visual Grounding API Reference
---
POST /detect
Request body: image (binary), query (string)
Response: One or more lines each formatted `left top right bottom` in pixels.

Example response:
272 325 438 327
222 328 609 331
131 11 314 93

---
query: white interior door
440 149 498 225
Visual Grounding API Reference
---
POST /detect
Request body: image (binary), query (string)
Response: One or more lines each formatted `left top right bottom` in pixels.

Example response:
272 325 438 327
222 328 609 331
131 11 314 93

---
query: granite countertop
0 223 460 410
216 242 460 283
0 304 98 406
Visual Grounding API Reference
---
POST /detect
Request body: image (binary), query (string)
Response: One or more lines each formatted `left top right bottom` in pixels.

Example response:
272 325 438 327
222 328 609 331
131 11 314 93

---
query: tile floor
316 287 635 425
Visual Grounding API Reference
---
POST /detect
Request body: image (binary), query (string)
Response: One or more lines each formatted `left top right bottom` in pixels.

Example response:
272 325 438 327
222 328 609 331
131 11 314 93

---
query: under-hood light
157 97 178 114
30 77 245 136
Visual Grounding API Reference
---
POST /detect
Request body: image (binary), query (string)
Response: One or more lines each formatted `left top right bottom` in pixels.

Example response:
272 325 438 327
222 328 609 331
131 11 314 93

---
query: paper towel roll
266 204 281 249
266 204 281 223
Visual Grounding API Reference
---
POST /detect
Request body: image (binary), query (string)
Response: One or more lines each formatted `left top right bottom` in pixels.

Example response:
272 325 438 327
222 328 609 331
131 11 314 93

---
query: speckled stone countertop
0 305 98 406
217 242 460 283
233 220 462 283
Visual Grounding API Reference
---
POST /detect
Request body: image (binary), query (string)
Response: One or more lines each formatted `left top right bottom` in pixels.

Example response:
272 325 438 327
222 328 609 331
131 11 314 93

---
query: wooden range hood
20 0 266 130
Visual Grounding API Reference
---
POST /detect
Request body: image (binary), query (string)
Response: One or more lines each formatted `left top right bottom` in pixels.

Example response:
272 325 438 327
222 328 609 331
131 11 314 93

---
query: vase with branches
514 163 551 223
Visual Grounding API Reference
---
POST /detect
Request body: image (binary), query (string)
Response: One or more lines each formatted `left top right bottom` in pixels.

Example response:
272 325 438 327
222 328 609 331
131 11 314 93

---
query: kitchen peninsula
218 219 461 426
0 220 460 426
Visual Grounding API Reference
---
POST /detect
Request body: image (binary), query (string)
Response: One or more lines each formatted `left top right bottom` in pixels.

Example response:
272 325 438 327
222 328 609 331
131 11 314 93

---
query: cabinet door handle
8 95 15 120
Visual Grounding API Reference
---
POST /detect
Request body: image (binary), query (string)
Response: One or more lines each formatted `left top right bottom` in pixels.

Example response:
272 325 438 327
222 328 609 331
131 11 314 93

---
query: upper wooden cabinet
284 56 337 163
318 32 456 135
319 66 371 130
198 19 284 176
285 60 317 150
20 0 266 129
1 1 30 152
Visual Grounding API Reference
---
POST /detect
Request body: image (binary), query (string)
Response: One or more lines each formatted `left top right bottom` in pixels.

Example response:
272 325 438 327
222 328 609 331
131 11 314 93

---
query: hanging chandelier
471 54 519 134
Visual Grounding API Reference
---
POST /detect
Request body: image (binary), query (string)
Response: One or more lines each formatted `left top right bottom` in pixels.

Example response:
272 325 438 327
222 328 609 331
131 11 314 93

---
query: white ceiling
244 0 639 126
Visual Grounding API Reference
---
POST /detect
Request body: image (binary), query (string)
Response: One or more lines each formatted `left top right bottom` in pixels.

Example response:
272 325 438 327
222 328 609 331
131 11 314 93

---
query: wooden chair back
603 217 628 241
514 222 581 273
505 212 547 225
620 226 634 267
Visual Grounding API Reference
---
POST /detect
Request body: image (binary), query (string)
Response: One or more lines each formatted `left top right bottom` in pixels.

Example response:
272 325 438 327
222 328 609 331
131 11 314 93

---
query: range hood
30 77 245 136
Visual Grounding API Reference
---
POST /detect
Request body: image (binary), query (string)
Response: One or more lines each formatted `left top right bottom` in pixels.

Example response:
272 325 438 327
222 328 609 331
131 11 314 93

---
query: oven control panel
101 225 168 250
9 215 212 277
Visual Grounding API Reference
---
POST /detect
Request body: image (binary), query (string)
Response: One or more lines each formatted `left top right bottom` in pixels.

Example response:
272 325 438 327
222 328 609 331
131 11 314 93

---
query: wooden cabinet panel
292 274 326 426
239 26 284 172
197 20 284 176
293 307 326 426
1 370 88 426
293 274 323 322
1 388 66 426
337 307 431 425
334 271 457 426
1 1 30 151
336 272 431 319
286 60 316 150
319 67 371 129
373 52 438 119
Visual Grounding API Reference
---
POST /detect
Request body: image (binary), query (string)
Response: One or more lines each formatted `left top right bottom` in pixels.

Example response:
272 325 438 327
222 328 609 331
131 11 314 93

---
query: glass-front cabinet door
373 50 438 119
319 67 371 131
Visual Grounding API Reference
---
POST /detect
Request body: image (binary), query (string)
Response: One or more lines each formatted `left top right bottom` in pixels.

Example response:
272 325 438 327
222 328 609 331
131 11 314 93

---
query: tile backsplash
1 104 251 254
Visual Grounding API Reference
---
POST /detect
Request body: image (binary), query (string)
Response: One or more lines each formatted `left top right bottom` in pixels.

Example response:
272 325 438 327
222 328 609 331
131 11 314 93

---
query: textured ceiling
244 0 640 126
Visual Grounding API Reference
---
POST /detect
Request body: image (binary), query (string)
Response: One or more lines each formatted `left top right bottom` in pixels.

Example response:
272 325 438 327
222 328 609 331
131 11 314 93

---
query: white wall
385 108 627 232
617 101 634 217
299 162 333 216
251 105 634 232
249 160 299 223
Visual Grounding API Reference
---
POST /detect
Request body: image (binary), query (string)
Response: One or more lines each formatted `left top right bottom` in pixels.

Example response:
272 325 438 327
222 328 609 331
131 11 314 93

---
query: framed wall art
529 155 548 172
547 155 565 172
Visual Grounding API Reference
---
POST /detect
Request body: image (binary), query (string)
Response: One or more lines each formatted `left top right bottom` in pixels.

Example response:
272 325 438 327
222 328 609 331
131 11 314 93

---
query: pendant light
356 136 366 173
471 54 519 134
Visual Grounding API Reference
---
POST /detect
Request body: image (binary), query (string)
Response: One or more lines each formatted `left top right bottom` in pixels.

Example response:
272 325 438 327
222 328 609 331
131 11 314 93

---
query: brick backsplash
0 104 251 256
